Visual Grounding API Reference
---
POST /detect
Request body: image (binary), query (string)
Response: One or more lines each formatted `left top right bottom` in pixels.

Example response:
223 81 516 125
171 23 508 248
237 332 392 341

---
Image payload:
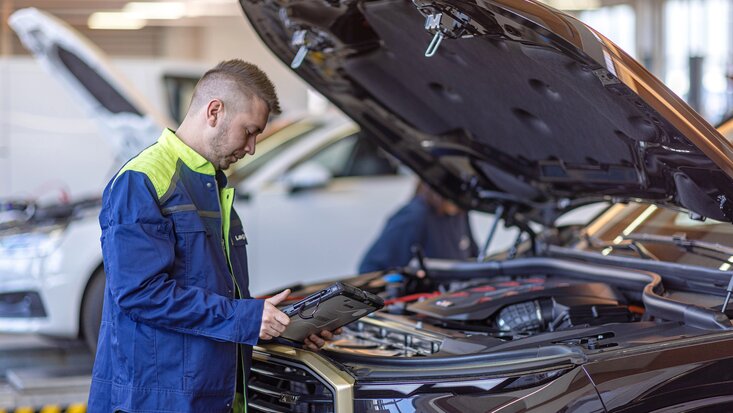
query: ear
206 99 223 127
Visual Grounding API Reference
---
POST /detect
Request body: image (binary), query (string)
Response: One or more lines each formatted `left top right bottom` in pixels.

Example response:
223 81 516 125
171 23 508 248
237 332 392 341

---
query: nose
244 136 256 155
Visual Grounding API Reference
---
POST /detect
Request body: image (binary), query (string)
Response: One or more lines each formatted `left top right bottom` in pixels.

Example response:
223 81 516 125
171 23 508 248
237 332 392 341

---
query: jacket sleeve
100 171 263 345
358 197 428 273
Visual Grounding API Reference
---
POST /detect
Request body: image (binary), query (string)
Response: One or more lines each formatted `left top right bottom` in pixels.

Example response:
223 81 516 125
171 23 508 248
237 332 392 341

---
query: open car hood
9 8 171 164
240 0 733 223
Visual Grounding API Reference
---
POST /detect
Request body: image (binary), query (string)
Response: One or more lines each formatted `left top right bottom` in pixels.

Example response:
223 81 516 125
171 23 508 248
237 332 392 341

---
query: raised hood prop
240 0 733 223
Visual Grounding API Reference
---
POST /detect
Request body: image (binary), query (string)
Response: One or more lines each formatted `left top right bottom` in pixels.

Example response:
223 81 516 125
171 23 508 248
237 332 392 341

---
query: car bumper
0 290 46 318
0 256 49 331
0 255 82 338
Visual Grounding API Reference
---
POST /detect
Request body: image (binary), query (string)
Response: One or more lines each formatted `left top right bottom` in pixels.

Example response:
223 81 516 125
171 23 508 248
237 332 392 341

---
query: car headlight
352 369 570 412
0 224 66 259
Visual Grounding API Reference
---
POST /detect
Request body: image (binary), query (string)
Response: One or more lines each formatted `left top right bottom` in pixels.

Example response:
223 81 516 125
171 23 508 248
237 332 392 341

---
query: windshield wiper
626 233 733 312
624 233 733 260
583 234 659 261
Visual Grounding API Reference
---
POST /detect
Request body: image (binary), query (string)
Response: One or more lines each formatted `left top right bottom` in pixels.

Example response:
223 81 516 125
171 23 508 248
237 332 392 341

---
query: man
359 181 478 273
88 60 336 413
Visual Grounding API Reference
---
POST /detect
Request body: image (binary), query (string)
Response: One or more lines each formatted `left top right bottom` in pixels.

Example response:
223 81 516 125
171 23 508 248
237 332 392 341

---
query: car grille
247 356 335 413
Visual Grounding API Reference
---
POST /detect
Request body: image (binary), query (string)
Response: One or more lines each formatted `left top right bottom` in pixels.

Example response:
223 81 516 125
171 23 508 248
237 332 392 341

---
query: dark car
238 0 733 412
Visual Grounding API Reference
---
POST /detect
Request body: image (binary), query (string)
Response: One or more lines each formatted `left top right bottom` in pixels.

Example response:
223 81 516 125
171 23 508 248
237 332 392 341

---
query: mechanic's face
209 97 269 170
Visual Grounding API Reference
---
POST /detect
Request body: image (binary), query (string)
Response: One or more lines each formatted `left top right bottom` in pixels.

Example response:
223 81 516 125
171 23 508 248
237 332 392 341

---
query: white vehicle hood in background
9 8 173 164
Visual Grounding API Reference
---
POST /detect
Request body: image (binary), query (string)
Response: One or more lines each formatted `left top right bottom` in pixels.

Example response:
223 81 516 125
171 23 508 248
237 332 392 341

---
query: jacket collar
159 128 216 176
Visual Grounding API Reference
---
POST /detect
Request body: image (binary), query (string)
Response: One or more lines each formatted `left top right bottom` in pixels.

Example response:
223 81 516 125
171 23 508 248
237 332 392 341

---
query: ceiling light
88 12 146 30
541 0 601 11
124 2 186 20
186 0 240 17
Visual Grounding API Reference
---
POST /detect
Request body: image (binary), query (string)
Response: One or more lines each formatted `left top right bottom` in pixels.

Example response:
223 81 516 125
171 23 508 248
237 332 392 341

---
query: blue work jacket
359 196 479 273
88 129 264 413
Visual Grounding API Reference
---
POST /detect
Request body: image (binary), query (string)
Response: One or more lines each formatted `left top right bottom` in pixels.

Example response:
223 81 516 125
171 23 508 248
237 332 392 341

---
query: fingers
303 338 320 351
304 334 325 351
259 323 285 340
303 328 344 351
309 334 326 347
264 322 286 335
264 325 283 337
319 330 334 340
303 338 319 351
273 309 290 326
265 289 291 305
318 328 342 339
263 302 290 327
259 301 291 340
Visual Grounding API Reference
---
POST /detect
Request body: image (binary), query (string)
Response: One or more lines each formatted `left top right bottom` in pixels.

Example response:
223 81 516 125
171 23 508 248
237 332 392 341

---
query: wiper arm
583 234 659 261
626 233 733 314
624 233 733 260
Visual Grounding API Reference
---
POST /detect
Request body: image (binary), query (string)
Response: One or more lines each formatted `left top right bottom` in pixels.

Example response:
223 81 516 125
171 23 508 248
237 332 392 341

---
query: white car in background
0 7 608 352
225 114 417 290
0 8 419 351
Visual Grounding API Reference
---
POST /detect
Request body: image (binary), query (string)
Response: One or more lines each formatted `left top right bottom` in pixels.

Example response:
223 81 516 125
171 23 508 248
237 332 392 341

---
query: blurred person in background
359 181 478 273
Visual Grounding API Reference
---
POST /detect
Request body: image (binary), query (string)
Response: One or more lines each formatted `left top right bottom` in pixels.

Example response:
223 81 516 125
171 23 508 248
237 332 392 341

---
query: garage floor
0 335 90 412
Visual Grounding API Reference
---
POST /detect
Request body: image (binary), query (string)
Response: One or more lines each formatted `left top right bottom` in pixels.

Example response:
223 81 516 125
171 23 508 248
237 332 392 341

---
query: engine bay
274 256 732 359
323 274 638 357
407 277 633 332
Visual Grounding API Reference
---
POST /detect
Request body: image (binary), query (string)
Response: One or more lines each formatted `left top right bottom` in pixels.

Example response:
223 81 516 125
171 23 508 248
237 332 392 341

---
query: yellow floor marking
66 404 87 413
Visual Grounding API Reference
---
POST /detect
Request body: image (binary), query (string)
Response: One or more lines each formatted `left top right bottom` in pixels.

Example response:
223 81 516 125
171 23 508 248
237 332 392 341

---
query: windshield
581 203 733 269
226 119 321 184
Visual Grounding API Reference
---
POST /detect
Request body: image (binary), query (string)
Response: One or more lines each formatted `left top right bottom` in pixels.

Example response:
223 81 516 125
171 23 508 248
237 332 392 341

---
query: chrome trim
253 344 355 413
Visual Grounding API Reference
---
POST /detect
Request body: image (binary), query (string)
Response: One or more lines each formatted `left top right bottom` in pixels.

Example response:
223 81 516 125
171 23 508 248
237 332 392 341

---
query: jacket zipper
217 182 246 413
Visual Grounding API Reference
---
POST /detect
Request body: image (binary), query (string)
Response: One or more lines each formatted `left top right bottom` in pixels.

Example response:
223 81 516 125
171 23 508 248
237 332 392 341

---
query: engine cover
407 277 625 321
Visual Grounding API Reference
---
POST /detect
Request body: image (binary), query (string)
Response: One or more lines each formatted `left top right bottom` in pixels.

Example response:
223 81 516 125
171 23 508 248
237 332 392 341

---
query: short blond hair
189 59 281 115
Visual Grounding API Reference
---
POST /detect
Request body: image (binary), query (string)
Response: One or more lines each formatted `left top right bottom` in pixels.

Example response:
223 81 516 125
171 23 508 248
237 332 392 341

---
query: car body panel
717 116 733 142
354 366 605 413
584 334 733 411
0 213 102 336
240 0 733 223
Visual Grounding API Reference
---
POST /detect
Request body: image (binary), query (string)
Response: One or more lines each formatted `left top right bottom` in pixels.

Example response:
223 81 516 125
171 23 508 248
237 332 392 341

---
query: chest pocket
169 211 229 293
170 211 208 232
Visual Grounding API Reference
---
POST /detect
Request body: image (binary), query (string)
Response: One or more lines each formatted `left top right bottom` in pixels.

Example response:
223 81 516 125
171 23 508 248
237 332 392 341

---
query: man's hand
259 289 291 340
303 328 343 351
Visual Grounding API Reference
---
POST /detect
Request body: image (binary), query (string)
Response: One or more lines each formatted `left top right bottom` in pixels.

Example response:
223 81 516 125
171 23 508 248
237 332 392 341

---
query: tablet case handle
297 290 325 319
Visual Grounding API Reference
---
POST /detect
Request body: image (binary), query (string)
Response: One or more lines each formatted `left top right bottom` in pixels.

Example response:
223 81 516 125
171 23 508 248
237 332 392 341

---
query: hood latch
418 5 474 57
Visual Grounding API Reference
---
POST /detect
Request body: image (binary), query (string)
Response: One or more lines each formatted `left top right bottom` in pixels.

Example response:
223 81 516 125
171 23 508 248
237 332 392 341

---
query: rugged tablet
279 282 384 342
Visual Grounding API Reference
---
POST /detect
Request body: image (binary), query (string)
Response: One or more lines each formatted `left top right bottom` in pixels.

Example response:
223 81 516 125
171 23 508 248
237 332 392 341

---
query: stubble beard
209 122 230 170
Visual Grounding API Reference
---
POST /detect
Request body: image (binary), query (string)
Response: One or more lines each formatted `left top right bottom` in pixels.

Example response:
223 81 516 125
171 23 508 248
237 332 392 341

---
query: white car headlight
0 225 66 259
